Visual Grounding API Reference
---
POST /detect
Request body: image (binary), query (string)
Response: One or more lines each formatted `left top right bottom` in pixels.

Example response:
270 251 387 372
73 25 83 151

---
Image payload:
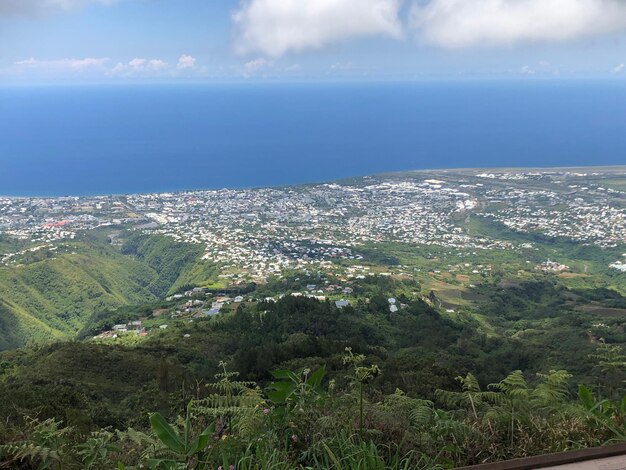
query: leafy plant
589 340 626 399
578 385 626 441
266 365 326 409
146 402 214 469
343 347 380 434
76 429 120 469
0 417 73 470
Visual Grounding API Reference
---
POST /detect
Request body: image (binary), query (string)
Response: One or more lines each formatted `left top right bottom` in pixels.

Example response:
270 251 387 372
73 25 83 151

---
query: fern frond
533 370 572 406
489 370 528 396
410 402 435 427
459 373 481 394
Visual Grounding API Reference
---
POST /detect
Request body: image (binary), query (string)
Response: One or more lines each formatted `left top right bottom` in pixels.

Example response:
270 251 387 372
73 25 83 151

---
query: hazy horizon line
3 76 626 89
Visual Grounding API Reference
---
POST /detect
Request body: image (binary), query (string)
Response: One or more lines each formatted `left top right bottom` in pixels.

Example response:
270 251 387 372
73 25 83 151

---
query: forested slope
0 235 207 350
0 296 623 469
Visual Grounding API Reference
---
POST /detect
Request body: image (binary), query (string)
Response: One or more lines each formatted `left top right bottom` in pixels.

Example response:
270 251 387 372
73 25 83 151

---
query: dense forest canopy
0 289 624 468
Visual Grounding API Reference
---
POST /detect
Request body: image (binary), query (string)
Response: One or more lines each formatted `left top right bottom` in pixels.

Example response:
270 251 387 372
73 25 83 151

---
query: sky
3 0 626 84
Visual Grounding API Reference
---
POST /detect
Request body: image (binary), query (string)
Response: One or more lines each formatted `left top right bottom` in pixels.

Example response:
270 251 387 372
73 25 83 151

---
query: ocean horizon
2 80 626 197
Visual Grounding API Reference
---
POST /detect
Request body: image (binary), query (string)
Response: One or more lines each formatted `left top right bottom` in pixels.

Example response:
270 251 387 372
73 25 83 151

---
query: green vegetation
0 252 155 349
0 221 624 468
0 234 25 255
602 178 626 192
0 291 623 468
0 344 623 469
121 234 218 296
0 234 212 350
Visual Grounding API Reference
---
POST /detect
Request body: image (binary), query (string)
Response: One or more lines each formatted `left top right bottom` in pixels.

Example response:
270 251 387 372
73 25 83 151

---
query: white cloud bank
0 0 119 16
14 57 109 70
232 0 403 57
244 57 272 71
111 57 168 76
232 0 626 57
177 54 196 70
11 55 201 78
410 0 626 48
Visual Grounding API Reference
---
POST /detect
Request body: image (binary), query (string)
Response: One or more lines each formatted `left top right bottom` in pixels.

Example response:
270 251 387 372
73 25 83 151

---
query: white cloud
330 61 353 71
177 54 196 70
14 57 109 70
239 57 274 78
411 0 626 48
149 59 168 70
9 55 205 79
0 0 120 16
14 58 37 66
614 63 625 74
233 0 403 58
111 58 169 76
244 57 272 71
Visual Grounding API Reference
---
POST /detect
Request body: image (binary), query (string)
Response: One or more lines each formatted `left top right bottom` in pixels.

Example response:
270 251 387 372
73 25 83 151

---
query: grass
602 178 626 192
420 278 474 308
577 305 626 317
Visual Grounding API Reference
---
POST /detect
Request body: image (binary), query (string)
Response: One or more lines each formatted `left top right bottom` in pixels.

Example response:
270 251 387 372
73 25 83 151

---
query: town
1 168 625 282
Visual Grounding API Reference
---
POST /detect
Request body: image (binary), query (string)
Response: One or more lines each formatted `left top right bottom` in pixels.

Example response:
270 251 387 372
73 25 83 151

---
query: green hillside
120 234 217 295
0 295 623 469
0 234 207 350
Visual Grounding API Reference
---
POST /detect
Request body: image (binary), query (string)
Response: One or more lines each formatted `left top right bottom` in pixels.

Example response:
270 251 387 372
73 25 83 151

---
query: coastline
1 164 625 199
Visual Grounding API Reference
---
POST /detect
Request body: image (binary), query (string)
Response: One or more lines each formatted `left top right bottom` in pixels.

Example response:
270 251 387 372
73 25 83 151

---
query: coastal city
1 168 625 279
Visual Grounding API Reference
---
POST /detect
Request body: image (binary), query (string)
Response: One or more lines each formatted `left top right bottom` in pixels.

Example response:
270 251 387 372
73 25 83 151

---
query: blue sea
1 80 625 197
